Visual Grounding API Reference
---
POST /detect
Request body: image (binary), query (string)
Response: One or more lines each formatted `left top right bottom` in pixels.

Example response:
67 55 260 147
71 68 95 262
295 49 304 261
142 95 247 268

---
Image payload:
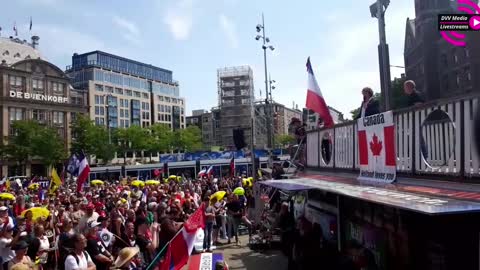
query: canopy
259 180 314 191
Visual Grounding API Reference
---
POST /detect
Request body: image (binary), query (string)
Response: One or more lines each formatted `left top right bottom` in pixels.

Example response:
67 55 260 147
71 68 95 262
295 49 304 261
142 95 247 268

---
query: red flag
305 57 334 128
184 203 205 233
156 243 172 270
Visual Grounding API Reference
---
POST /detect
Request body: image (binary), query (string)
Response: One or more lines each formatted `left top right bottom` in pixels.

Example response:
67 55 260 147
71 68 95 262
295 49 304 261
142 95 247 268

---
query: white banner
357 111 396 183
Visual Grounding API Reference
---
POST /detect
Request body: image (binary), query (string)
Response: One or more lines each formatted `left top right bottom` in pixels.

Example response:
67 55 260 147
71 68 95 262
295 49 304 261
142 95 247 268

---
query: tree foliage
175 126 203 152
275 134 295 147
4 120 67 169
70 115 115 162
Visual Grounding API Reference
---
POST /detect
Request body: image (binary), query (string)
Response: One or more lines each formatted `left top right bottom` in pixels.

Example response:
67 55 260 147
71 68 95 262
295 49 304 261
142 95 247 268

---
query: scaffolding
217 66 255 148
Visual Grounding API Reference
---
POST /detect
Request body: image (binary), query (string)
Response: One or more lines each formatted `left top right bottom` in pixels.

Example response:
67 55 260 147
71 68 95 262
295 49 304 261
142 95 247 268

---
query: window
32 79 44 93
166 106 171 113
31 109 45 122
179 100 183 105
53 111 64 125
172 98 177 104
9 76 23 87
134 91 141 97
9 107 24 121
125 120 130 127
160 114 165 121
105 86 114 93
52 82 65 96
95 106 100 115
125 90 132 96
158 96 164 101
120 109 124 118
165 97 171 102
95 117 105 126
466 67 472 81
120 119 125 128
181 108 184 115
142 93 149 99
95 95 105 105
115 88 123 94
95 84 104 92
125 110 129 118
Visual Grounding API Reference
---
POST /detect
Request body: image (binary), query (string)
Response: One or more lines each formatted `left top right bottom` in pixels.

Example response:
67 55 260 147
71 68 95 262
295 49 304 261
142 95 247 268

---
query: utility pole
370 0 392 111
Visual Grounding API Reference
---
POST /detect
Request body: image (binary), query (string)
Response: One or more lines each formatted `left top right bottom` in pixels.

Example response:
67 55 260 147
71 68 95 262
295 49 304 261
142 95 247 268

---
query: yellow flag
49 168 62 194
5 178 10 191
51 168 62 186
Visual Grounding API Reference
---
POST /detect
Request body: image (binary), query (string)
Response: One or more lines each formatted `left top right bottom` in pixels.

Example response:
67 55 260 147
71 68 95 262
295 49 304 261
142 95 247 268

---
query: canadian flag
357 111 396 182
305 57 334 128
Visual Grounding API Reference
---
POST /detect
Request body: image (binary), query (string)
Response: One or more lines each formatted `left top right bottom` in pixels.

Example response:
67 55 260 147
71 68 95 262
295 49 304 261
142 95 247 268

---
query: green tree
114 125 151 162
176 126 202 152
4 121 39 174
148 124 174 158
70 115 115 163
275 134 295 147
32 126 67 168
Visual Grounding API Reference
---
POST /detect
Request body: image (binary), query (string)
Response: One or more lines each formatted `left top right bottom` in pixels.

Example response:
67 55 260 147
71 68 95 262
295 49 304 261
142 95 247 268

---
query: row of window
95 84 149 99
9 108 65 125
10 76 66 95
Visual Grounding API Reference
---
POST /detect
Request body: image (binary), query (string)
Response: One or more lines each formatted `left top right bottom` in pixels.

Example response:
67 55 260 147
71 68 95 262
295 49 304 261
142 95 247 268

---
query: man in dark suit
355 87 380 119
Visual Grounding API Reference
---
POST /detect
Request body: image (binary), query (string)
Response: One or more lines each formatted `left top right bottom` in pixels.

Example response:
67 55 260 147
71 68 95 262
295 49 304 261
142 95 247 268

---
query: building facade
303 107 345 131
404 0 480 101
217 66 254 149
66 51 185 130
0 37 88 176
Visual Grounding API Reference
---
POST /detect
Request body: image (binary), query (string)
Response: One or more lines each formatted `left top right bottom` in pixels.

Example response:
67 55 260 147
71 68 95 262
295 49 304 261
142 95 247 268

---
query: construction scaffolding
217 66 255 149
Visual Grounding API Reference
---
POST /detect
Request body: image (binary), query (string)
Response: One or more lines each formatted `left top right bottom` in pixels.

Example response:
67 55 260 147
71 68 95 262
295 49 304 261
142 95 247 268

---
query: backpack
70 251 90 266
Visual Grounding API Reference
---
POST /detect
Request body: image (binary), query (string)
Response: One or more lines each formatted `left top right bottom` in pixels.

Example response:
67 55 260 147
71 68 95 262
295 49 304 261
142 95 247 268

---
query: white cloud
219 14 239 49
33 24 105 67
112 16 141 45
163 0 195 41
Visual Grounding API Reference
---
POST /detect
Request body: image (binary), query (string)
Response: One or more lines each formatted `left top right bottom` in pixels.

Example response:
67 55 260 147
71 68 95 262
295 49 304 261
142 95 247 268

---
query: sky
0 0 415 118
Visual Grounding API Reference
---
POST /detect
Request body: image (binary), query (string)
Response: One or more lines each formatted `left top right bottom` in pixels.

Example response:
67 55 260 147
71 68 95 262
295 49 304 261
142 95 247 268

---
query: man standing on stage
289 117 306 171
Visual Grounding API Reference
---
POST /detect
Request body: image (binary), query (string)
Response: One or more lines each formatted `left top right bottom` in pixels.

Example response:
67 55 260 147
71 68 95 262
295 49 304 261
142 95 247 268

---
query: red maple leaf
370 134 383 156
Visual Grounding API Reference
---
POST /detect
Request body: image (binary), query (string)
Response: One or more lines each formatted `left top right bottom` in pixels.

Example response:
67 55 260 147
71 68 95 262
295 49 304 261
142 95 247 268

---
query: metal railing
306 94 480 180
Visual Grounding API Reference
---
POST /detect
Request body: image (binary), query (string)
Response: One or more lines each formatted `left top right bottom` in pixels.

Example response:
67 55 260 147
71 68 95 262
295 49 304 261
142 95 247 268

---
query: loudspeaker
233 129 247 150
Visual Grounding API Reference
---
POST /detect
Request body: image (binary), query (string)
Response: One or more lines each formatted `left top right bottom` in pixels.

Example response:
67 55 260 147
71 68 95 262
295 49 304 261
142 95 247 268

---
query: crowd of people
0 174 256 270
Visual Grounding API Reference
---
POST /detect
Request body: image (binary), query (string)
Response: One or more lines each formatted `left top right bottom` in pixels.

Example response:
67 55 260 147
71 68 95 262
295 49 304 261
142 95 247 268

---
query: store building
66 50 185 130
0 36 88 176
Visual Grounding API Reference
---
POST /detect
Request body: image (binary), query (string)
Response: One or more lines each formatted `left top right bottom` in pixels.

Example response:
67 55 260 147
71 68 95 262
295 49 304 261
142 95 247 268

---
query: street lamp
255 13 275 151
370 0 392 111
104 93 113 144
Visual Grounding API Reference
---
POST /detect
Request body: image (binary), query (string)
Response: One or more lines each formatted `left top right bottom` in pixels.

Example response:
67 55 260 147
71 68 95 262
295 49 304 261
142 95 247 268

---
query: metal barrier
306 94 480 180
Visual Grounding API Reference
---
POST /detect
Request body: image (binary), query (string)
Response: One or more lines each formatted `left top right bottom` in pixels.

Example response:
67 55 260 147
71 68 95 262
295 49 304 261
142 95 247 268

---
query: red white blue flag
305 57 334 128
188 253 228 270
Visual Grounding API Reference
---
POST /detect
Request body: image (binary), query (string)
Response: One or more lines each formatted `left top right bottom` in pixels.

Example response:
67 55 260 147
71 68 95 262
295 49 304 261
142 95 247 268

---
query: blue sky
1 0 414 118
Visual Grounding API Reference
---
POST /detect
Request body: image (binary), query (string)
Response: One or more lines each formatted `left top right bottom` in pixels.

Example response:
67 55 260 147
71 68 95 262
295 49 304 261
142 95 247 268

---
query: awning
259 180 314 191
262 178 480 215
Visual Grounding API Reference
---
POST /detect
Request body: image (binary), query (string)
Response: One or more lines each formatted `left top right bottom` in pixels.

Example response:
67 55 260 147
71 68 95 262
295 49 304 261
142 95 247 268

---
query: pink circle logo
441 0 480 47
469 15 480 30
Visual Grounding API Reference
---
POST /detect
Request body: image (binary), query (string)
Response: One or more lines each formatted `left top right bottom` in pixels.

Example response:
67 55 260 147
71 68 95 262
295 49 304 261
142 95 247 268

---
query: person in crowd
64 234 96 270
403 80 425 107
112 247 139 270
0 226 17 270
225 194 243 245
85 220 113 270
27 224 51 267
134 217 154 266
7 241 33 270
355 87 380 119
203 196 216 252
77 204 99 234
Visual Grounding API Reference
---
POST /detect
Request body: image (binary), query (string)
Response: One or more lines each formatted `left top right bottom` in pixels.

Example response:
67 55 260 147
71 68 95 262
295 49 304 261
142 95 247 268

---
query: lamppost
255 13 275 150
269 75 276 145
104 93 112 144
370 0 392 111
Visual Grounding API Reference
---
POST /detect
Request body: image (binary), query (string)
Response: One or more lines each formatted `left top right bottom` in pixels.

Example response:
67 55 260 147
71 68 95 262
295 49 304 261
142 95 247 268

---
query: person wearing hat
0 206 14 231
7 241 33 270
112 247 139 270
0 225 17 270
85 220 113 270
77 203 99 234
